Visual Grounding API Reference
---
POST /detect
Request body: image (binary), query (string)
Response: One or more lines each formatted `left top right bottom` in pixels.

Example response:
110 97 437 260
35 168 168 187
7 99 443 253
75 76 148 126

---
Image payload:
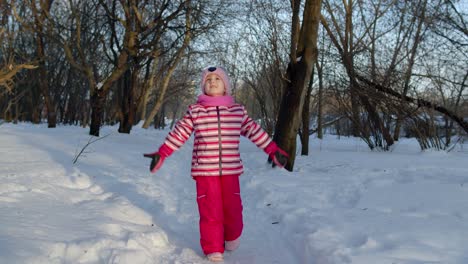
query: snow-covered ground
1 123 467 264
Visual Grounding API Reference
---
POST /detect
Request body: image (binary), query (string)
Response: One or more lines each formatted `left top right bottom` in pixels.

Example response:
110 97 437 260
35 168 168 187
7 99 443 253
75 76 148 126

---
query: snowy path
0 125 298 263
1 123 468 263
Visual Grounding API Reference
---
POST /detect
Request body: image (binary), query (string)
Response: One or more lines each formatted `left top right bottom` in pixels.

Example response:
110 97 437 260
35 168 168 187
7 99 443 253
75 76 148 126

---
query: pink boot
207 252 224 262
225 237 240 251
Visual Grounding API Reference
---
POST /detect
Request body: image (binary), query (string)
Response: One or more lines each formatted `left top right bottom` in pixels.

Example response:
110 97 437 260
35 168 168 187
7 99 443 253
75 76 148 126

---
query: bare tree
355 75 468 134
12 0 60 127
61 0 133 136
141 0 192 129
239 0 290 135
142 1 233 129
321 0 396 150
392 0 429 141
430 0 467 50
2 0 465 150
0 63 36 92
273 0 323 171
1 2 37 101
31 0 57 127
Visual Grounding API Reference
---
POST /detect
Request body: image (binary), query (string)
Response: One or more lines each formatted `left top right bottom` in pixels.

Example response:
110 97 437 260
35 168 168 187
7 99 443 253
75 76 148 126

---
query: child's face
204 73 226 96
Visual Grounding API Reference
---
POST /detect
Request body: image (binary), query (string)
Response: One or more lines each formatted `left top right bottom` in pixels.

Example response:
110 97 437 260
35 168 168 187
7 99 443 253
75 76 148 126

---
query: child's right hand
143 152 165 173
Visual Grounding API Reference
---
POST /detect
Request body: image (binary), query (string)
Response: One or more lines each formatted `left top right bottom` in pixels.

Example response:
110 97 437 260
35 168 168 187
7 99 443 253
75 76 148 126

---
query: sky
1 122 468 264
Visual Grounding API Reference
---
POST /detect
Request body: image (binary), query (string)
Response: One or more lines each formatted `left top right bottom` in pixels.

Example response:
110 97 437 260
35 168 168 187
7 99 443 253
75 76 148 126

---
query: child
144 66 288 262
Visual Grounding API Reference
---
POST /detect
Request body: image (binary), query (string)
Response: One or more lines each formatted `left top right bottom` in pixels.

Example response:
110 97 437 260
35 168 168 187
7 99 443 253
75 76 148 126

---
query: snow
1 122 468 264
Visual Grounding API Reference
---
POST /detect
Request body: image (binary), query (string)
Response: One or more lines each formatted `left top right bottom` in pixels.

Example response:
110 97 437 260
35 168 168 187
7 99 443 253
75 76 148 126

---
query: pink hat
200 66 231 95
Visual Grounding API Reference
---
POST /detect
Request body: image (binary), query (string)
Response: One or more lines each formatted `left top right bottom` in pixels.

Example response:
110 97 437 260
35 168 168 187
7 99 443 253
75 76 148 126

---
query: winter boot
225 237 240 251
207 252 224 262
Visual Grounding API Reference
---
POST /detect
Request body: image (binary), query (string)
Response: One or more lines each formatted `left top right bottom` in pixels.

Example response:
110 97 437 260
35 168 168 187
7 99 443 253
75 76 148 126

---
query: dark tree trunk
33 1 56 128
44 95 57 128
300 68 314 155
118 69 136 134
273 61 313 171
356 87 394 149
154 104 166 129
29 86 41 124
272 0 322 171
90 89 106 136
316 60 323 139
170 100 182 129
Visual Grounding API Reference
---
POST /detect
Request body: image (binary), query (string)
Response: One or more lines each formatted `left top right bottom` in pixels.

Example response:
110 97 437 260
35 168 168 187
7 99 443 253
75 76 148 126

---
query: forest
1 0 467 171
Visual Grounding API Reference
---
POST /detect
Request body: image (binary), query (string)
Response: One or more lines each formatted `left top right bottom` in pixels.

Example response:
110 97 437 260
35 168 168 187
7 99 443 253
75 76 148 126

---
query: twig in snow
446 136 463 153
73 133 111 164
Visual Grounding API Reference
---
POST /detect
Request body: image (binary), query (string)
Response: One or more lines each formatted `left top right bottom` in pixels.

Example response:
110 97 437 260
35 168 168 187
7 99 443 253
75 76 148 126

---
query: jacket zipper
216 106 222 176
194 139 199 166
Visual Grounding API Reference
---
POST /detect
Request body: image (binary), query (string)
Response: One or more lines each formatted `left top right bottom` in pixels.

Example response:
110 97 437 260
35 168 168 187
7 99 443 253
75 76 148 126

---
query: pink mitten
143 144 174 173
264 141 289 168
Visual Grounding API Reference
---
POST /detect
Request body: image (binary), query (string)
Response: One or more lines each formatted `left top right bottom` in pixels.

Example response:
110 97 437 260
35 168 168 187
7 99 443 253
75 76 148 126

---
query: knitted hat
200 66 231 95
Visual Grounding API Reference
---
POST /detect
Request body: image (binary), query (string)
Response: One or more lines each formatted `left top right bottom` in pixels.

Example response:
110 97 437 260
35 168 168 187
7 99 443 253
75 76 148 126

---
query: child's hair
200 66 231 95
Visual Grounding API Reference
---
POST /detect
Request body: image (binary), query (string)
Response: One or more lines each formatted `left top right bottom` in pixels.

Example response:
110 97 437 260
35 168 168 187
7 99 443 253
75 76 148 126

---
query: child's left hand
264 141 289 168
143 144 173 174
143 152 165 173
270 148 288 168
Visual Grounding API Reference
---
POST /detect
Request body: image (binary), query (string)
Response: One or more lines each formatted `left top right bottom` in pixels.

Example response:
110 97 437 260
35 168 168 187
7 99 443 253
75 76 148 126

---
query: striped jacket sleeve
240 108 272 149
163 107 194 151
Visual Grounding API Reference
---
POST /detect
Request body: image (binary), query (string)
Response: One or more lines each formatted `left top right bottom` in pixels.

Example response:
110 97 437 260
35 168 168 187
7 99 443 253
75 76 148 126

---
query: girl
144 66 288 262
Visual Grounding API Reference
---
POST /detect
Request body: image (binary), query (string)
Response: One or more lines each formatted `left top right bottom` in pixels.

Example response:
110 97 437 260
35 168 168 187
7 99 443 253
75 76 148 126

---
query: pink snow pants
195 175 243 255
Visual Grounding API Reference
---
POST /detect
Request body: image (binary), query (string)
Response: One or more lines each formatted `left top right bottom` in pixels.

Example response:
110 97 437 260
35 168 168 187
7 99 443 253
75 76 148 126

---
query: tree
320 0 396 150
141 0 192 129
31 0 57 127
12 0 59 127
141 0 233 129
0 63 36 93
273 0 323 171
60 0 134 136
299 67 314 155
240 0 290 135
392 0 429 141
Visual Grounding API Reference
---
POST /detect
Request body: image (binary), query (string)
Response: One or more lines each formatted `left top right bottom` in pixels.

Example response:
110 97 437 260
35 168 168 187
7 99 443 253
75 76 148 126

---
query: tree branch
73 133 112 164
356 74 468 134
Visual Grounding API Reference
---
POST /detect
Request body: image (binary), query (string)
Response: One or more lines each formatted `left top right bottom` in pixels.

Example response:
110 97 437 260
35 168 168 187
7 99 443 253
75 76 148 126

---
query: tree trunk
89 89 106 136
170 108 179 130
29 86 41 124
274 63 309 170
316 60 324 139
154 104 166 129
118 68 138 134
393 0 427 141
14 102 20 123
300 67 314 155
37 35 56 128
43 92 56 127
33 0 56 128
273 0 322 171
321 1 394 149
138 56 159 122
142 2 191 129
357 89 394 149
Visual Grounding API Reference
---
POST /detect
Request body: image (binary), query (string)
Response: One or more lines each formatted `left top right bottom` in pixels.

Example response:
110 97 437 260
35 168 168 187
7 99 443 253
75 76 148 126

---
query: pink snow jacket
162 103 272 177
